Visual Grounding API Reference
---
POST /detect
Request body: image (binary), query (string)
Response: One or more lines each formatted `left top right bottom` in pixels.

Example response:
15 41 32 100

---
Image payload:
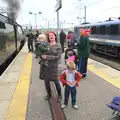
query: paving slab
0 44 29 120
26 56 52 120
0 82 17 101
88 61 120 89
0 101 9 120
1 44 120 120
60 53 120 120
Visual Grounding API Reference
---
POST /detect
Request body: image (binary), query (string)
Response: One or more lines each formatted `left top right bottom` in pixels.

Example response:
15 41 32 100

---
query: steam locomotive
74 19 120 57
0 13 25 74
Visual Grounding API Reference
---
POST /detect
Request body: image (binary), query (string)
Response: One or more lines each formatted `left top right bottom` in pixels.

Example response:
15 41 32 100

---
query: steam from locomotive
3 0 23 21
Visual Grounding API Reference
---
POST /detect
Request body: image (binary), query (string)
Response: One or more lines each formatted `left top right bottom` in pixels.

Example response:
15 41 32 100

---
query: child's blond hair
37 33 47 41
66 61 76 71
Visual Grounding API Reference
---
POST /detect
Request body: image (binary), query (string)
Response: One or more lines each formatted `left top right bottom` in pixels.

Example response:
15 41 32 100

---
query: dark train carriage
0 14 25 75
74 20 120 57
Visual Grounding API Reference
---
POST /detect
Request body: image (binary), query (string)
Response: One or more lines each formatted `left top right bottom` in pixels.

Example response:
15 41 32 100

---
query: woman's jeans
44 80 61 97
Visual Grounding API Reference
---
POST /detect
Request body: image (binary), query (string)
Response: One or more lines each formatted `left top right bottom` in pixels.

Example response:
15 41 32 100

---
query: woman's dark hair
47 32 58 43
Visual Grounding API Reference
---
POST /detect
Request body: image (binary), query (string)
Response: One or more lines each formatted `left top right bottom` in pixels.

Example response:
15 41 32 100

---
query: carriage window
5 24 15 41
0 21 5 29
96 26 100 34
100 26 105 34
18 26 23 34
106 26 110 35
91 26 96 34
118 25 120 35
110 24 119 35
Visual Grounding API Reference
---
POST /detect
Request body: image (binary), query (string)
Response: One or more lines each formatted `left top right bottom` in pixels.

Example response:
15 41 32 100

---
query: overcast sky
0 0 120 28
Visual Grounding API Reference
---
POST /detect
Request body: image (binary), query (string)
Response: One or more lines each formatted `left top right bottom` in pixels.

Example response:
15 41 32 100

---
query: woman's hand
41 55 47 59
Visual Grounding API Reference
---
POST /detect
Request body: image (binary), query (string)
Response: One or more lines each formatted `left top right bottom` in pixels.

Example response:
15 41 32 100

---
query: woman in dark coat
40 32 62 102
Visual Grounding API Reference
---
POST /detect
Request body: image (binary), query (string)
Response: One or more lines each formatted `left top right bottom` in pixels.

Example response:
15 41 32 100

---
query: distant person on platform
26 30 34 52
34 30 40 58
59 29 66 53
68 32 77 49
77 28 91 78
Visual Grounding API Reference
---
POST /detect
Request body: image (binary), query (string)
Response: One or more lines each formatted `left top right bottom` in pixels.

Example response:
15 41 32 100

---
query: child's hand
66 81 72 86
71 81 76 86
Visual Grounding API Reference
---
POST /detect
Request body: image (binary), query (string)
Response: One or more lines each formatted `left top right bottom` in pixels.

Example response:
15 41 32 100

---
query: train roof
75 20 120 28
0 13 14 24
0 13 21 27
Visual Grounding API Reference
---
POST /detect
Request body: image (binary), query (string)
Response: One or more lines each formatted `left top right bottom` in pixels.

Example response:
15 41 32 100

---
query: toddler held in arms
36 33 50 66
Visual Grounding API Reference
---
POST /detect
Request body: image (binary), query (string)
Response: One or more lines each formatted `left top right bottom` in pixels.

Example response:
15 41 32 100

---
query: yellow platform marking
5 53 32 120
88 62 120 89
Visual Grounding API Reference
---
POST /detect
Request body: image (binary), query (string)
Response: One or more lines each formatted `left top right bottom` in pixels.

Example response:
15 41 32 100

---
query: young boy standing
60 61 82 109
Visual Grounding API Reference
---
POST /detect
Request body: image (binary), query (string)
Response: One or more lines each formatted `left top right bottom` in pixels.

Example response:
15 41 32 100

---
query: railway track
90 51 120 71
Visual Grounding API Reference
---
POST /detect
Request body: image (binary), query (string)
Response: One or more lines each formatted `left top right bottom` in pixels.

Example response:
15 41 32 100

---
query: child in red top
60 61 82 109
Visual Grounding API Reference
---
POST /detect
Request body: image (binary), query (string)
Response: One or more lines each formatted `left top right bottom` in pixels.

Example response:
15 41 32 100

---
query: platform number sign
55 0 62 12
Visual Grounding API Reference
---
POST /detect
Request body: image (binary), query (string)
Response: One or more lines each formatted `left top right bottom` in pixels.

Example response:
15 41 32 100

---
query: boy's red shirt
59 70 82 87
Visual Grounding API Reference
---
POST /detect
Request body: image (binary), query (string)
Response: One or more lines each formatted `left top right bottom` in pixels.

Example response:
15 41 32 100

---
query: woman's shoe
57 95 62 102
45 95 51 100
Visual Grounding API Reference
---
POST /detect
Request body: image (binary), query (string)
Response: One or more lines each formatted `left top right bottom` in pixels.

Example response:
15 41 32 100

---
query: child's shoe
61 104 67 109
72 105 78 109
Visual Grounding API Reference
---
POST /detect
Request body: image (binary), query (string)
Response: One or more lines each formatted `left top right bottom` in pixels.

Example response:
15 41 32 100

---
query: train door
0 21 6 52
5 23 16 52
17 25 24 50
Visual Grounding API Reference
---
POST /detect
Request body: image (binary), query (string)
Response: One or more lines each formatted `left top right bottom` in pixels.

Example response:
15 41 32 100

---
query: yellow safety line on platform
88 64 120 89
5 53 32 120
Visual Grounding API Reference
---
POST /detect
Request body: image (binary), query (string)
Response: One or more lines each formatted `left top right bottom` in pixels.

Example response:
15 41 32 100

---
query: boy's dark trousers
28 43 33 52
64 85 76 105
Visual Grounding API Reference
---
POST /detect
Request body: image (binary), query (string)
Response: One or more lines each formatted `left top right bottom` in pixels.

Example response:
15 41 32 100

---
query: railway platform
0 43 120 120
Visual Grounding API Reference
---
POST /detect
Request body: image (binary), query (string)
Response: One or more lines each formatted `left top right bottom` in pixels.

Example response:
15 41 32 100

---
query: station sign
55 0 62 12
